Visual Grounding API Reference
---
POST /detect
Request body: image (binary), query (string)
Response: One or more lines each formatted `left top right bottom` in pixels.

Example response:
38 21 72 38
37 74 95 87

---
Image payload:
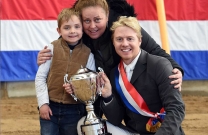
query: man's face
113 26 141 65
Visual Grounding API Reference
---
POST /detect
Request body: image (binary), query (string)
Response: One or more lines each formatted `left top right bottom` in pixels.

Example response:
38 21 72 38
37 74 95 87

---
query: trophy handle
98 67 104 96
64 74 78 101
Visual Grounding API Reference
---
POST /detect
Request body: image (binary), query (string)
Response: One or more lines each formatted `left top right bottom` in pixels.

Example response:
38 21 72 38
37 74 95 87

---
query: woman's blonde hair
111 16 142 39
74 0 109 15
57 8 81 28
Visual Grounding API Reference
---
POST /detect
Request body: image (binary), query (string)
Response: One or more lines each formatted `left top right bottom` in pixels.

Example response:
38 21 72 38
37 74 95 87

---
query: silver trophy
64 66 112 135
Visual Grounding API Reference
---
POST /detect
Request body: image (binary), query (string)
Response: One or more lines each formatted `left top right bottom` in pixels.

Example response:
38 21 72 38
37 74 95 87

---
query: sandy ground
0 95 208 135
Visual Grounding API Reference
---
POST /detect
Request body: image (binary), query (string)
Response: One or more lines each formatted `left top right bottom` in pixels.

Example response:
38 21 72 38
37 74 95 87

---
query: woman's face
81 6 108 39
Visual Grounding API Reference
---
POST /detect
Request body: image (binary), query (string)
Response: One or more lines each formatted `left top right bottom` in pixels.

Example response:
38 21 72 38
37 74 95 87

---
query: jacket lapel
130 50 147 84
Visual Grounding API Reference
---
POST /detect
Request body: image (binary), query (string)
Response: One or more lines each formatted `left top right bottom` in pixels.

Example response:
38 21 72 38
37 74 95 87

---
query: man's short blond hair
111 16 142 39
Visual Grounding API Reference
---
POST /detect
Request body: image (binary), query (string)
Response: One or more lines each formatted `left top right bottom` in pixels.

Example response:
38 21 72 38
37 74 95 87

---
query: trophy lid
70 66 97 81
76 65 90 74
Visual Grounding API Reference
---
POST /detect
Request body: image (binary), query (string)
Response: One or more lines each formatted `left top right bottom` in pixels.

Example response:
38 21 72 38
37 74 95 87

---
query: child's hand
63 83 74 94
39 104 52 120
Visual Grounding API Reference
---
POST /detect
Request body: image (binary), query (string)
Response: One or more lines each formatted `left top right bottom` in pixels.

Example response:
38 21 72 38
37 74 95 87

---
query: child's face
57 15 83 45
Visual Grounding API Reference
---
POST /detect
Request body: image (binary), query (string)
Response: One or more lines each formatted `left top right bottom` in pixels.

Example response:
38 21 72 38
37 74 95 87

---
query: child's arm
35 44 53 108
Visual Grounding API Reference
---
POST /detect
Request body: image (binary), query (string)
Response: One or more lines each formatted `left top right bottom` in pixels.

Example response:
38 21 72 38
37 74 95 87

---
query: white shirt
35 44 96 108
123 50 141 81
104 50 141 106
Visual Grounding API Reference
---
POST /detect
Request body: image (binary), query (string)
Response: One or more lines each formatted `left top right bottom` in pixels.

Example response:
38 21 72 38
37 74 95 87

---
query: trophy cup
64 66 112 135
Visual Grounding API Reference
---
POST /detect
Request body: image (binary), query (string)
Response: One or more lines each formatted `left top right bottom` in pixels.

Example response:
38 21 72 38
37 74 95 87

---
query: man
99 16 185 135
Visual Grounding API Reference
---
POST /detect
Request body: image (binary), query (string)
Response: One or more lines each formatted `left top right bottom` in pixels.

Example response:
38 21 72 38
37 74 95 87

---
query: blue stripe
0 51 207 81
171 51 208 80
0 51 39 81
114 67 139 114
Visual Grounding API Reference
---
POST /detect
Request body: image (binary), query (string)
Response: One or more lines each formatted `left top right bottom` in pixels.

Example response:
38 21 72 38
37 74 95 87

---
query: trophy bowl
70 69 98 104
64 66 111 135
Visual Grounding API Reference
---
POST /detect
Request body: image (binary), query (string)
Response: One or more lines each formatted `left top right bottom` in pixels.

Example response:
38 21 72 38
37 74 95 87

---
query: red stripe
1 0 76 20
127 0 208 20
2 0 208 20
119 62 153 114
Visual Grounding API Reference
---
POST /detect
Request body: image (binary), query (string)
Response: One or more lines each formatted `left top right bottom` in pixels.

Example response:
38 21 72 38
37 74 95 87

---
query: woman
37 0 183 116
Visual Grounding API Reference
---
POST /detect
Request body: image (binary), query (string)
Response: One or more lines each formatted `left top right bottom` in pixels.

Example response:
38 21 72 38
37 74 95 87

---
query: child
35 8 95 135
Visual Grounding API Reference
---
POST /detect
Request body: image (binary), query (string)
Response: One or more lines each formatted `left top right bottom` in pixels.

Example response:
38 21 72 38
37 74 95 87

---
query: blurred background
1 0 208 97
0 0 208 135
0 0 208 97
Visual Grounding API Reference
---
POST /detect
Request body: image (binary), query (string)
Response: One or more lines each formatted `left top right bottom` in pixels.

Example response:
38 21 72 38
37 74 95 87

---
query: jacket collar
130 49 147 84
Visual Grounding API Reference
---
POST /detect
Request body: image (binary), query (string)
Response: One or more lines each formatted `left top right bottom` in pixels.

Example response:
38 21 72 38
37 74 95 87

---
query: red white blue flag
129 0 208 80
1 0 208 81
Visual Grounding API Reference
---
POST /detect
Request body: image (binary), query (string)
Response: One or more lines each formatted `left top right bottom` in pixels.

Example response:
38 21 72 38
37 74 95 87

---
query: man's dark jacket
102 50 185 135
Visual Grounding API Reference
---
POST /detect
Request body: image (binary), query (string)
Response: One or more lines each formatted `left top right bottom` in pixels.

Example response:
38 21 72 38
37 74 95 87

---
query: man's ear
138 37 142 46
106 11 109 22
139 37 142 42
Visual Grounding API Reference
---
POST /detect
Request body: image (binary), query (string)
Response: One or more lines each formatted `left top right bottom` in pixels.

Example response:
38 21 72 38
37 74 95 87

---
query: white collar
123 50 141 71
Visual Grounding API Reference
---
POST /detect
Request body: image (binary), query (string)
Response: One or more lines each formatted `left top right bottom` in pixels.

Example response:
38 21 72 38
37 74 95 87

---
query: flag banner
1 0 208 81
1 0 76 81
128 0 208 80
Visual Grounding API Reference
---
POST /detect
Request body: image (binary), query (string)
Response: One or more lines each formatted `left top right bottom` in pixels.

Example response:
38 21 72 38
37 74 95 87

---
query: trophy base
81 119 112 135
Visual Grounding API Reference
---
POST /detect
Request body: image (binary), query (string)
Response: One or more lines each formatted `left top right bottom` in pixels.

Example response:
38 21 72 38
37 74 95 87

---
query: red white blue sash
115 61 165 132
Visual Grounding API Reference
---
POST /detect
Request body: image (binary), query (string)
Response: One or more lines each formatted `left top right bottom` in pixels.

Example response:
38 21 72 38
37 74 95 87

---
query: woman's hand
39 104 52 120
98 72 112 98
169 68 182 91
63 83 74 94
37 46 52 66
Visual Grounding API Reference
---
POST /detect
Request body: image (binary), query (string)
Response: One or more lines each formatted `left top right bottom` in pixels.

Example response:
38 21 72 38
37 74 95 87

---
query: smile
122 49 131 52
69 35 78 38
89 29 98 34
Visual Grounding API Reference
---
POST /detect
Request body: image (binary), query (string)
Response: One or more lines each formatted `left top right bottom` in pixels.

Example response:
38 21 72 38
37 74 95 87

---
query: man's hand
37 46 52 66
98 72 112 98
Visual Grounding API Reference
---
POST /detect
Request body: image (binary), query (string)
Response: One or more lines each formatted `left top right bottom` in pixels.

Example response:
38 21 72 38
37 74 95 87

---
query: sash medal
114 61 166 132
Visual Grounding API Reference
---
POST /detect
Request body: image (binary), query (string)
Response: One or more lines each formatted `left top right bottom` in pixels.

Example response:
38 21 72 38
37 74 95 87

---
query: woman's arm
107 0 183 89
141 28 184 75
140 28 183 89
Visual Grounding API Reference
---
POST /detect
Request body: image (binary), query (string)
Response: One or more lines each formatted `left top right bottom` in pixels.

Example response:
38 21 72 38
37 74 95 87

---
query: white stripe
1 20 59 51
118 74 154 117
139 21 208 50
1 20 208 51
